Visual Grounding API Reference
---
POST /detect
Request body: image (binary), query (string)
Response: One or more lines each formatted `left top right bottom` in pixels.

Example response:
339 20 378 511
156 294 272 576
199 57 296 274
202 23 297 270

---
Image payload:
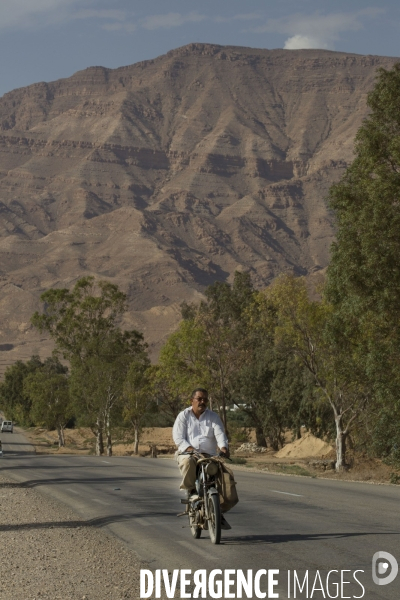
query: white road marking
93 498 110 506
270 489 303 497
178 540 218 560
66 488 80 495
101 460 111 464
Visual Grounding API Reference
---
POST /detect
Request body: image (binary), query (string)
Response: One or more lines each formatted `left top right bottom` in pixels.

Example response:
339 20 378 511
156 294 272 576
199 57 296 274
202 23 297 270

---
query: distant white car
1 421 13 433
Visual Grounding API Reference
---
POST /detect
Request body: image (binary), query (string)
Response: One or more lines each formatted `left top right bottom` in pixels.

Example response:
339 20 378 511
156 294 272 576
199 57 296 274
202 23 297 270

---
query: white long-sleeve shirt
173 407 229 455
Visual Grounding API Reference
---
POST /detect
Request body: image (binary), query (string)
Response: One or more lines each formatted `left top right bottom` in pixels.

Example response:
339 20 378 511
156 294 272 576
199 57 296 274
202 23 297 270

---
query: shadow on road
0 475 170 489
1 441 34 446
0 455 174 470
2 451 35 456
0 512 175 533
0 461 130 472
221 531 400 545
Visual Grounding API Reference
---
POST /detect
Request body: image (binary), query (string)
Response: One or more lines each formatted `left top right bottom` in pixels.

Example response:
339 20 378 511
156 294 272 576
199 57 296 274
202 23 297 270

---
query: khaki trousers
177 454 198 490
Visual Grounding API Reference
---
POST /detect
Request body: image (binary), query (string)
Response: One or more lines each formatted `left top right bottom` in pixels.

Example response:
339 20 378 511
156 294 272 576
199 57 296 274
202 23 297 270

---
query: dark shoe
221 515 231 530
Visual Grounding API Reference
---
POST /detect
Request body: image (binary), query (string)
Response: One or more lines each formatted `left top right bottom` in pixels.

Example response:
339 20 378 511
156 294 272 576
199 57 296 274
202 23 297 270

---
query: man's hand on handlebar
219 447 230 459
183 446 230 459
184 447 201 457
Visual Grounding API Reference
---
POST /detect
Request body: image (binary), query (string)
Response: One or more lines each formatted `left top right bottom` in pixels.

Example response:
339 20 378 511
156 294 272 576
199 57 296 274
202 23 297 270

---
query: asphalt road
1 429 399 599
0 427 35 454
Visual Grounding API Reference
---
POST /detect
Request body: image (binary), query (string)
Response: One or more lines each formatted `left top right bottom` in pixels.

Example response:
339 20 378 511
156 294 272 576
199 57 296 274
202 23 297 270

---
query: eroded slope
0 44 397 369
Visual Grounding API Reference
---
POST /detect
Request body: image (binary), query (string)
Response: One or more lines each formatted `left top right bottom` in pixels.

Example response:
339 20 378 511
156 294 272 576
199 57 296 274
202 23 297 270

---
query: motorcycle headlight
205 462 219 476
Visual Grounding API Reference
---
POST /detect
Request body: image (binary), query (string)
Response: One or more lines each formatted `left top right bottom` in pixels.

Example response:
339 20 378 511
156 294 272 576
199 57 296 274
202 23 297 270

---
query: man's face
191 392 208 414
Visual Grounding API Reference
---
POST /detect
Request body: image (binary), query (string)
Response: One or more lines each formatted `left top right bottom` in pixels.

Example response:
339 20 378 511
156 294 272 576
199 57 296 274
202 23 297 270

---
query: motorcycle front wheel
207 494 221 544
189 512 202 539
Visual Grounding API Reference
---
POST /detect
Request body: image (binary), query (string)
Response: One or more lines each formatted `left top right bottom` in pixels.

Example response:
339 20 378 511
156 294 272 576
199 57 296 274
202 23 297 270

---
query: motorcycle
179 452 229 545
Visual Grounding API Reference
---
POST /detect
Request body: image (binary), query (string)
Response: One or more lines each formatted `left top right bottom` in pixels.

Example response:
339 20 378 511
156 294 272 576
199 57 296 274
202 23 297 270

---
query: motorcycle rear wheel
208 494 221 544
189 513 202 539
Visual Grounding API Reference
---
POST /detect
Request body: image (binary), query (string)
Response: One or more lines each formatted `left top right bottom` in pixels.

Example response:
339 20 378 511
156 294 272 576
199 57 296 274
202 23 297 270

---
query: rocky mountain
0 43 397 372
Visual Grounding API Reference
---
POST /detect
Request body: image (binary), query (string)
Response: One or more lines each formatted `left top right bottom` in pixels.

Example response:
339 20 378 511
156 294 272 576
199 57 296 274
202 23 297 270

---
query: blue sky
0 0 399 97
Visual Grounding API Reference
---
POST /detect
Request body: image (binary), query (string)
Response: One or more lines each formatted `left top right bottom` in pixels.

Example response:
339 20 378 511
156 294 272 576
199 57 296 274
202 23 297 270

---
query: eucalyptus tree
24 357 71 448
264 274 371 471
326 63 400 466
234 293 321 450
0 355 43 424
192 271 256 433
32 277 147 455
122 357 152 455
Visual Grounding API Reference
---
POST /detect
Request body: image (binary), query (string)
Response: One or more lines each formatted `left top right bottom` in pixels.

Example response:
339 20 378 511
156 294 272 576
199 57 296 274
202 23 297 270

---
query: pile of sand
274 432 333 459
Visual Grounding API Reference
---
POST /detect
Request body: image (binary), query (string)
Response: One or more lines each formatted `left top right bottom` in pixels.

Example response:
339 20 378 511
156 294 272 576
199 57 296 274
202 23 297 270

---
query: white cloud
73 9 126 22
0 3 384 47
0 3 208 35
141 12 206 31
214 13 261 24
253 8 385 50
108 10 258 31
232 13 262 22
102 21 137 33
0 0 81 29
0 1 130 30
284 34 329 50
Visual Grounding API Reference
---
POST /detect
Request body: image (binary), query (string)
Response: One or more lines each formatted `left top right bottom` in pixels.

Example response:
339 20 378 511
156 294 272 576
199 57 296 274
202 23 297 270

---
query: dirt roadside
23 426 398 485
0 475 145 600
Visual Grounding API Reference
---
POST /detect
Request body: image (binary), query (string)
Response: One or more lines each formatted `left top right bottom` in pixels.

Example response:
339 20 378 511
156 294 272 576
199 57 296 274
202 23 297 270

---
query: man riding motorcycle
172 387 231 529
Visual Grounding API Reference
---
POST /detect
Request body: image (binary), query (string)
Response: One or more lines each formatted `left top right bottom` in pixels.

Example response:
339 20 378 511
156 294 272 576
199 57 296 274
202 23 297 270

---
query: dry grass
315 455 396 484
22 426 399 485
23 427 95 454
23 426 176 457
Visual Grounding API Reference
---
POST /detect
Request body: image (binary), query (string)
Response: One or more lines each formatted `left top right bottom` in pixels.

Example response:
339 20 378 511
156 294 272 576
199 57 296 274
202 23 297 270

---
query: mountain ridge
0 44 397 373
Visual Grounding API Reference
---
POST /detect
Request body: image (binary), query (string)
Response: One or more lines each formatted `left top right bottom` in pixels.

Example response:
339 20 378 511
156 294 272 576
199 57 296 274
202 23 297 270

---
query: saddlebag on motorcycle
216 460 239 513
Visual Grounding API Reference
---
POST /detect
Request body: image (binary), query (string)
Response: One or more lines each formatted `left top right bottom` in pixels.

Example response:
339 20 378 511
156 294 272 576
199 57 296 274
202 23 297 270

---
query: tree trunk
134 424 139 455
220 391 228 439
270 438 279 451
335 415 348 471
256 427 267 448
57 426 65 448
106 411 112 457
95 417 104 456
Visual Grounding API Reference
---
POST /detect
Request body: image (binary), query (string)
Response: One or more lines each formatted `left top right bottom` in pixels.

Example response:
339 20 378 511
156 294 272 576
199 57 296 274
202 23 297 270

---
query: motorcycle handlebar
181 450 232 461
218 452 232 461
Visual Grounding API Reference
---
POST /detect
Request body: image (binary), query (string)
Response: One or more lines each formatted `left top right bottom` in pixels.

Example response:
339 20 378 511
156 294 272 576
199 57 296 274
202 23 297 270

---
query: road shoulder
0 475 144 600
